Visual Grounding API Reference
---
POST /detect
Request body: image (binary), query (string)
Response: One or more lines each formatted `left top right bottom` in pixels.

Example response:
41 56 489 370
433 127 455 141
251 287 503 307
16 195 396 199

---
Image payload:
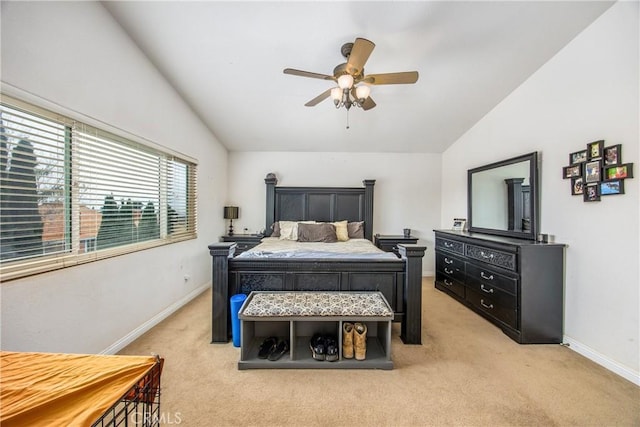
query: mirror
468 152 538 240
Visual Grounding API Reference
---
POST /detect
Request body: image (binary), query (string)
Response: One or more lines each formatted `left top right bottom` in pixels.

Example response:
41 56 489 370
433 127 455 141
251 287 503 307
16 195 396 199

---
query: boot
353 322 367 361
343 322 354 359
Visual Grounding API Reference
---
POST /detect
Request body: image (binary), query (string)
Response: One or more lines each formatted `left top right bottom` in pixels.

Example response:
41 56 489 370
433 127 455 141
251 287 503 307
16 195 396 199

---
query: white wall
441 2 639 384
0 2 227 353
228 152 441 275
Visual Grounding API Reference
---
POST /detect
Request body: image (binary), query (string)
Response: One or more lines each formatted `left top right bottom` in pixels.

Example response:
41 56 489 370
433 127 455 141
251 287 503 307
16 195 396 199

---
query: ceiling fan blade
362 71 419 85
362 96 376 111
284 68 335 81
304 88 332 107
346 38 375 75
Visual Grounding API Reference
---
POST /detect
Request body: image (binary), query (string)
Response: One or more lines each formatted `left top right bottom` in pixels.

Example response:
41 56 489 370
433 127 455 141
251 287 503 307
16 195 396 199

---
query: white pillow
279 221 315 240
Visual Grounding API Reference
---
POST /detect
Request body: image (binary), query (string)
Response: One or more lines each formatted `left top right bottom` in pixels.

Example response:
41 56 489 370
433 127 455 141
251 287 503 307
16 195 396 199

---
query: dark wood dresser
434 229 565 344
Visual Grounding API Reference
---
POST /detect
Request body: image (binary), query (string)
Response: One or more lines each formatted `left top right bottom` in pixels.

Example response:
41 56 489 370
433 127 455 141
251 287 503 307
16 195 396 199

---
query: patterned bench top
239 291 393 319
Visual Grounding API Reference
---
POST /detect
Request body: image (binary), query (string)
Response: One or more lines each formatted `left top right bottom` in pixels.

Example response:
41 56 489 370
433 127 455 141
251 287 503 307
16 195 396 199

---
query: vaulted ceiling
103 1 613 153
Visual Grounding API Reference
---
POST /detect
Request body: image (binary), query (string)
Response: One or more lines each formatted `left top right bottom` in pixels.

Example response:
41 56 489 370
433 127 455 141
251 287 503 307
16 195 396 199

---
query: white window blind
0 96 197 281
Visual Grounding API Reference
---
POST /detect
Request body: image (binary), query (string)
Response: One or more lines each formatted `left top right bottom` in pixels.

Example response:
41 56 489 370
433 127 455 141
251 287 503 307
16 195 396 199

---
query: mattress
236 237 397 259
0 351 160 427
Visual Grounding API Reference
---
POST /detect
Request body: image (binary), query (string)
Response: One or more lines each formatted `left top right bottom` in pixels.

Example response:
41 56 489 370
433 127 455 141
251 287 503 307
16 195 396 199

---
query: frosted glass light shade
337 74 354 90
331 87 342 100
355 85 370 100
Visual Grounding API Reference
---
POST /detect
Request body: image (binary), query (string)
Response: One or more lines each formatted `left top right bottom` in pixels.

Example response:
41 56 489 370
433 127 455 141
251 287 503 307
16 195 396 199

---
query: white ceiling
103 1 614 154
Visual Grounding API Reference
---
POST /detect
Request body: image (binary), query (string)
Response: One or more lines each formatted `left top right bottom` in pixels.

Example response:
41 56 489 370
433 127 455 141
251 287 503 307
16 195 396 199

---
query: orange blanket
0 351 160 427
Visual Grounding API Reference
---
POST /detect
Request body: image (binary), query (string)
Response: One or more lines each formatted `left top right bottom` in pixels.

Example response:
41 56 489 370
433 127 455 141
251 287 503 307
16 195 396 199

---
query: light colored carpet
120 279 639 426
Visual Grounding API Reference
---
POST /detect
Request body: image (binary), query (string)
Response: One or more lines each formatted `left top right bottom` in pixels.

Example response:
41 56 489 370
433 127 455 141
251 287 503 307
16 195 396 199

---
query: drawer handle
480 251 495 259
480 299 494 310
480 284 494 294
480 272 494 280
444 242 454 248
443 279 453 287
444 257 454 265
444 267 454 275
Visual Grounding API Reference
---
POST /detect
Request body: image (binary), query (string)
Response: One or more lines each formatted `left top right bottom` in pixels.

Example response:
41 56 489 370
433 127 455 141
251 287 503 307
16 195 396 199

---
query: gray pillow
297 223 338 243
347 221 365 239
270 222 280 237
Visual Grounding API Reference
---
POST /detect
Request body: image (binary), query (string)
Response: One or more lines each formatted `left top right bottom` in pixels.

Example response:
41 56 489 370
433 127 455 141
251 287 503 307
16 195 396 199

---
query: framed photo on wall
563 164 582 179
571 176 584 195
605 163 633 180
587 140 604 160
569 149 588 165
584 184 600 202
600 180 624 196
584 160 602 183
603 144 621 166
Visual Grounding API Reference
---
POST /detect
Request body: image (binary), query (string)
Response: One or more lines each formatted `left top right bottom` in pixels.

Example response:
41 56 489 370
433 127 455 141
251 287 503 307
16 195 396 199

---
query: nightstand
374 234 419 256
220 234 263 255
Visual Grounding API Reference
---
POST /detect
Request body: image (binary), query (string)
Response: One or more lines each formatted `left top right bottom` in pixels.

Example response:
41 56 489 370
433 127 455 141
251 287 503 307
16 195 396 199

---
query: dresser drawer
377 241 398 252
436 251 464 271
466 288 517 329
465 244 516 271
375 235 419 256
435 272 465 299
466 278 516 309
234 242 258 253
435 237 464 255
436 252 465 282
466 262 517 295
221 235 263 256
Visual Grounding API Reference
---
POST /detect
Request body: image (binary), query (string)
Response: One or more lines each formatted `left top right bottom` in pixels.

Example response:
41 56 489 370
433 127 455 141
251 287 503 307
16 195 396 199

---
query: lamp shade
355 85 371 100
330 87 342 101
223 206 239 220
337 74 354 90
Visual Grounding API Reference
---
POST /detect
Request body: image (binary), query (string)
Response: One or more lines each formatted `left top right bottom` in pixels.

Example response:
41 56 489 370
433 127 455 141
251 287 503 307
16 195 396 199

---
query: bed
0 351 163 427
208 174 426 345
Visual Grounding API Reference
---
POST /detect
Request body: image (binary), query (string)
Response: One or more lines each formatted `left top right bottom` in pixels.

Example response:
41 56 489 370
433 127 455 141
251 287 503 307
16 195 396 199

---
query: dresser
434 230 565 344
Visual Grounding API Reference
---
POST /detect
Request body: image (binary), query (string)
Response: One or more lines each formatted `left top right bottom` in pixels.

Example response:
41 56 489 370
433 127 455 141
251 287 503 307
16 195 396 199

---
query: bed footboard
208 242 426 345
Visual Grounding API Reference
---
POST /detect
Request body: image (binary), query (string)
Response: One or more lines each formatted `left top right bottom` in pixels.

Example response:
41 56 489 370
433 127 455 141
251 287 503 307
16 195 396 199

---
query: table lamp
224 206 239 236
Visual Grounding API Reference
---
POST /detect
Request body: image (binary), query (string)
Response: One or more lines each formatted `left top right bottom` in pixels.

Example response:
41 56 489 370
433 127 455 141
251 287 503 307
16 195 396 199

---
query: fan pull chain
346 109 350 129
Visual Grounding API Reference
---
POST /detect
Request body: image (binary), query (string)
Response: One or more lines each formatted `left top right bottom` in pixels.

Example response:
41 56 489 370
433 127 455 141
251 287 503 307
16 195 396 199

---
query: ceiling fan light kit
283 37 419 126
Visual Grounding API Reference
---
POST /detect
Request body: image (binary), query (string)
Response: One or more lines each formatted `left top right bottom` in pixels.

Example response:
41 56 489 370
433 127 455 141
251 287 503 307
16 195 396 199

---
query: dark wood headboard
264 174 375 241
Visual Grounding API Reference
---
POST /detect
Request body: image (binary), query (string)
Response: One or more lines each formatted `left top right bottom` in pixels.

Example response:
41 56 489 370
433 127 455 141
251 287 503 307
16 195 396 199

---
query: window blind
0 96 197 281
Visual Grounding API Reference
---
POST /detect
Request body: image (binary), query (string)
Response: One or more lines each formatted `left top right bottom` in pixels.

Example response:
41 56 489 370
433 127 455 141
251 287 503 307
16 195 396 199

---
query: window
0 96 197 280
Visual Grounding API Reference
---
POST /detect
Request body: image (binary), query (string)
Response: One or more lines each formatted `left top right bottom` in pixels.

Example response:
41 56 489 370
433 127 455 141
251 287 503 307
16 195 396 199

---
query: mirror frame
467 152 539 240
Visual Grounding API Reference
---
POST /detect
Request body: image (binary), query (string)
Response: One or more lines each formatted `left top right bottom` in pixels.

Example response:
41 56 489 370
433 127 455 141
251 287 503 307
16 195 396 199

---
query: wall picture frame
587 140 604 160
563 164 582 179
565 140 632 203
584 183 600 202
605 163 633 180
603 144 621 166
584 159 602 183
571 176 584 195
600 179 624 196
569 149 588 165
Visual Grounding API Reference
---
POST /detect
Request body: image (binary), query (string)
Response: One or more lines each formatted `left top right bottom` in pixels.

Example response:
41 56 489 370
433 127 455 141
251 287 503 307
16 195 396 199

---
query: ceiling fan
283 37 419 112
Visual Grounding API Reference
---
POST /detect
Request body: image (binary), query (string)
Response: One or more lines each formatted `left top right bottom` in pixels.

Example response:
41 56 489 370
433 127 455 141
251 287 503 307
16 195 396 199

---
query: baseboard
563 336 640 386
100 282 210 355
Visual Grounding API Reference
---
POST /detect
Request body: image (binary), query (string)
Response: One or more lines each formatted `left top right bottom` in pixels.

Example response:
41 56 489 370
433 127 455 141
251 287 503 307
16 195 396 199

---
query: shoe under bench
238 291 394 370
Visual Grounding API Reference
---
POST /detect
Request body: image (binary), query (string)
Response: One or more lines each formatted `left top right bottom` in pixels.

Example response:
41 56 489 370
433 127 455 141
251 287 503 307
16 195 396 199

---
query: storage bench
238 291 394 370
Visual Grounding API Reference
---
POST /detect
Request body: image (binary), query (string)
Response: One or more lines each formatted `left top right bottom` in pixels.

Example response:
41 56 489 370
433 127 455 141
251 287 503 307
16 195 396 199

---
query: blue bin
230 293 248 347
